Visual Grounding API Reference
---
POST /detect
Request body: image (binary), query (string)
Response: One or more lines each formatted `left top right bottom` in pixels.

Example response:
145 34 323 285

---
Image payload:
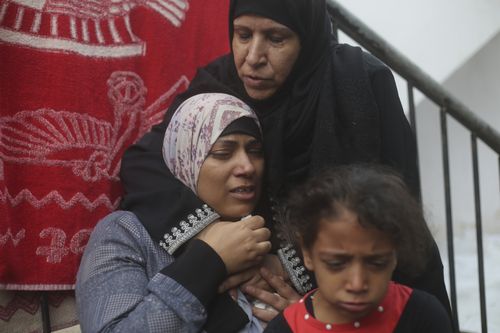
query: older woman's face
232 15 301 100
197 134 264 220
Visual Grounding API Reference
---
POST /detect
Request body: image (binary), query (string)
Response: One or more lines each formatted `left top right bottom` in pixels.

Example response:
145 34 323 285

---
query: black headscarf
173 0 381 198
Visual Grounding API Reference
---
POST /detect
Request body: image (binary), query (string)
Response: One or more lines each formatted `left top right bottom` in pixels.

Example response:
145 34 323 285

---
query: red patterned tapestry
0 0 230 289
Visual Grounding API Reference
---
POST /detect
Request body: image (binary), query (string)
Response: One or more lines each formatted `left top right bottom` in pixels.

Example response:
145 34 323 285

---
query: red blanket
0 0 230 289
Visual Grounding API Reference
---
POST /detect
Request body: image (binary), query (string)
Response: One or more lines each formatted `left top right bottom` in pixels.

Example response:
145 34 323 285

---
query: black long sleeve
119 121 206 244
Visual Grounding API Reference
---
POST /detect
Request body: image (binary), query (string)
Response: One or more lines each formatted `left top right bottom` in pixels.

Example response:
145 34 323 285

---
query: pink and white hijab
163 93 260 193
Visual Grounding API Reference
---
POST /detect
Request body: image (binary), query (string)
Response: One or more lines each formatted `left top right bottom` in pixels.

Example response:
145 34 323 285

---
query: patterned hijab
163 93 261 193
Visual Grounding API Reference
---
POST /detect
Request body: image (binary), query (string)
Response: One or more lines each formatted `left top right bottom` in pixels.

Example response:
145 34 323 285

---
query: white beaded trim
277 245 313 295
159 204 219 254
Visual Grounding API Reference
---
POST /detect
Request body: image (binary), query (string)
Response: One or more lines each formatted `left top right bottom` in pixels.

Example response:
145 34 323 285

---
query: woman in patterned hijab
77 93 270 333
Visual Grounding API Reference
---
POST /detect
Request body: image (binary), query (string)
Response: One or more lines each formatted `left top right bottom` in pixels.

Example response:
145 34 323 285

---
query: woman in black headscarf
120 0 452 324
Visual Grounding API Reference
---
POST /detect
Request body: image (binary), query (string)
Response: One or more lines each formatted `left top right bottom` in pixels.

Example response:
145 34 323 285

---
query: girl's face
302 208 397 324
197 134 264 220
232 15 301 100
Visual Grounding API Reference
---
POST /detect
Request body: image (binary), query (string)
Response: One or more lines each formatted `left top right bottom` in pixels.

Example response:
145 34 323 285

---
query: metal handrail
326 0 500 154
326 1 500 333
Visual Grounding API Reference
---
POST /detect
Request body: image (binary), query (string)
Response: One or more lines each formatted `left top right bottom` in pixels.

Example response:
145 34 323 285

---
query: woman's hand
243 267 301 323
196 216 271 274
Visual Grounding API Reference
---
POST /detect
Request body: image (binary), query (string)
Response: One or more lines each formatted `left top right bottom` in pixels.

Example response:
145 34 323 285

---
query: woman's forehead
232 0 301 34
233 14 296 33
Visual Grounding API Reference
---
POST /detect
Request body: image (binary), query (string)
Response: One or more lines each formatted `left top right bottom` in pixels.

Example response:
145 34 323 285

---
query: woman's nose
234 152 256 176
245 39 266 67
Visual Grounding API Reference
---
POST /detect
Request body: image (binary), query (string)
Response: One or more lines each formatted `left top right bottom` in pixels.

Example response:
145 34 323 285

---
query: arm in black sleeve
119 117 219 255
365 53 420 198
264 312 293 333
396 289 453 333
119 57 235 255
367 55 453 321
161 238 250 333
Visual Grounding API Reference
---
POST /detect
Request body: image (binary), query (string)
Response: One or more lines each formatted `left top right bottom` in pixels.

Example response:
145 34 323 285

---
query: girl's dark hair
284 164 434 279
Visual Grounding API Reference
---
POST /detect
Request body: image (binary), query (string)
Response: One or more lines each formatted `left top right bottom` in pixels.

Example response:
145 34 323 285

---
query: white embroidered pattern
69 228 92 254
35 227 93 263
270 198 313 295
0 0 190 58
36 227 70 263
0 187 121 210
0 228 26 246
278 245 313 295
0 72 189 211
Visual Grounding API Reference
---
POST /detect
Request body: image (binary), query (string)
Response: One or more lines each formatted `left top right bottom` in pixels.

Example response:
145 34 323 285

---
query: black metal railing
326 1 500 333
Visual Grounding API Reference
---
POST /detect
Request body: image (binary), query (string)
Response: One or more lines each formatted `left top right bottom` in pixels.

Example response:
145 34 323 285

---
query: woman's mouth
242 75 270 88
230 186 256 200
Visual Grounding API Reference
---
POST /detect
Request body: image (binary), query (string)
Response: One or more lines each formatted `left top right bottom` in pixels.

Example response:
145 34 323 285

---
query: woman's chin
244 85 276 101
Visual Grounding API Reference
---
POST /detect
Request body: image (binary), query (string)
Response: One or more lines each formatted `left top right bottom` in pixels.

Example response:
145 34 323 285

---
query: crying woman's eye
208 150 231 160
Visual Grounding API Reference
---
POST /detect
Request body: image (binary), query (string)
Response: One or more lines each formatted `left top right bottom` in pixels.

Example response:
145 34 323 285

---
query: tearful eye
208 150 231 160
248 148 263 155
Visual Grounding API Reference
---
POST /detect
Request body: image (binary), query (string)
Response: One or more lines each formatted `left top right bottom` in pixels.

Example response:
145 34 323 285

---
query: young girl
264 165 453 333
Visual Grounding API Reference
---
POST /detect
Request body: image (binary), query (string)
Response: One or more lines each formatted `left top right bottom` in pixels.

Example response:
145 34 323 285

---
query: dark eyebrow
246 138 262 145
319 252 352 260
233 25 293 35
233 24 249 31
364 252 394 260
319 251 393 260
264 27 294 35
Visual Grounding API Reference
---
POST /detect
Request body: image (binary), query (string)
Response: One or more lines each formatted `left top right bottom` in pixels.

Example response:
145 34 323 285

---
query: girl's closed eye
324 259 347 270
368 260 390 269
366 255 393 270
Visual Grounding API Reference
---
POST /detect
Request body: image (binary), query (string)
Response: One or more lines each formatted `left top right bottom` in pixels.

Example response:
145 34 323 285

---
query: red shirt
284 282 412 333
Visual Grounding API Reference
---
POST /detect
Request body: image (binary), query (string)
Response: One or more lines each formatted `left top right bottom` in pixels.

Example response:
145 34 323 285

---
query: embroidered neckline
159 204 219 254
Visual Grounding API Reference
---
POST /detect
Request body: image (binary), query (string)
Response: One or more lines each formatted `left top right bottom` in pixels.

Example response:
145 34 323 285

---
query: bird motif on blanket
0 72 189 182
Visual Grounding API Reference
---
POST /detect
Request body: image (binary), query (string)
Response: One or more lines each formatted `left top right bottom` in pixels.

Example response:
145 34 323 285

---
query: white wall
335 0 500 83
